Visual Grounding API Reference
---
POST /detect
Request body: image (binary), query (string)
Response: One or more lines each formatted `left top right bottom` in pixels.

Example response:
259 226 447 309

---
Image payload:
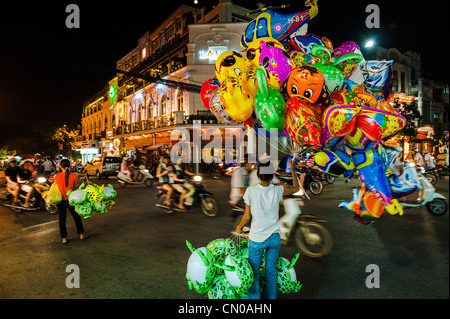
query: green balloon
255 68 285 131
312 63 344 92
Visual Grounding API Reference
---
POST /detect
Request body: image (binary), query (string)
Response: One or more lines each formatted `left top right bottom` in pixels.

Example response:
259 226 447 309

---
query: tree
393 101 421 144
51 125 79 156
0 146 16 159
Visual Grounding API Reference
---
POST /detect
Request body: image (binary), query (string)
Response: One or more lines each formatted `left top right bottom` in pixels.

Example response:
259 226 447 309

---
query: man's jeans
247 232 281 299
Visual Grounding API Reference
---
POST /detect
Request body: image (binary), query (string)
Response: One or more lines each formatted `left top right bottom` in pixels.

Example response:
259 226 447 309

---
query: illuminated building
74 1 257 162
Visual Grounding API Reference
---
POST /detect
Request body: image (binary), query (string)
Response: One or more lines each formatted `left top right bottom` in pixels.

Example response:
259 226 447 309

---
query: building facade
73 1 256 163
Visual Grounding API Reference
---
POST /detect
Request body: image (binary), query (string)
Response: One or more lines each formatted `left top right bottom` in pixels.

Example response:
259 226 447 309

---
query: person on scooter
17 161 34 208
120 157 133 182
5 159 20 206
166 164 189 211
423 149 435 171
156 156 174 207
174 159 196 205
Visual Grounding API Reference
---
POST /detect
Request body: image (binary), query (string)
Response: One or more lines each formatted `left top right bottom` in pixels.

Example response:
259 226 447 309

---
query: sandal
80 234 89 240
62 238 68 244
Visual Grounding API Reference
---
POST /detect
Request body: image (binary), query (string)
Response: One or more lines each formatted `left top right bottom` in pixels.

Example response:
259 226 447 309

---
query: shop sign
198 46 227 63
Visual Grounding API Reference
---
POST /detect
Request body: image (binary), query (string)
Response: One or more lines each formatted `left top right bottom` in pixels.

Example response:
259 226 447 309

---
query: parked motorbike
154 176 219 217
117 165 154 188
3 177 58 214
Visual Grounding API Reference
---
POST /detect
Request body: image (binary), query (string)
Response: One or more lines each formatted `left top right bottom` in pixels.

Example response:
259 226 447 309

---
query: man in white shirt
423 149 435 170
413 148 424 167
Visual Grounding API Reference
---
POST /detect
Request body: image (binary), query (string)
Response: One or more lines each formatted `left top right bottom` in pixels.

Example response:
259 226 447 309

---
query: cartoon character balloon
282 66 331 108
259 40 293 89
215 51 247 83
200 78 221 110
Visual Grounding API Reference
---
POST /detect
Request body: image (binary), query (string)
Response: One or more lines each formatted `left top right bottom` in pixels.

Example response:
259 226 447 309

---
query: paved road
0 175 448 299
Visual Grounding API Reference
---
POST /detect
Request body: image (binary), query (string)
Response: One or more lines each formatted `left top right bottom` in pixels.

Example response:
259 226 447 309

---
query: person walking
235 160 284 299
54 159 87 244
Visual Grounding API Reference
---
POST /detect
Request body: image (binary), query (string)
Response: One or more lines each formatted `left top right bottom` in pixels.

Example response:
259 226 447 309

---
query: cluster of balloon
185 239 302 299
67 183 117 219
200 0 407 224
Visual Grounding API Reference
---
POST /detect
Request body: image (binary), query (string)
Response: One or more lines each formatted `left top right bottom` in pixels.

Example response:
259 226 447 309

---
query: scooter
117 165 154 188
424 167 438 185
399 166 448 216
3 177 58 214
437 164 449 179
154 176 219 217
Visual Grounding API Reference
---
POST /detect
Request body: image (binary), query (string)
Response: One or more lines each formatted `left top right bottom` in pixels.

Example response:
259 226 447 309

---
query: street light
364 39 375 48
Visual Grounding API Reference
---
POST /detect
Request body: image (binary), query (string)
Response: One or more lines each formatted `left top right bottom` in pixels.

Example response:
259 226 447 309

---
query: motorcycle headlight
143 169 149 173
37 177 47 183
193 175 203 182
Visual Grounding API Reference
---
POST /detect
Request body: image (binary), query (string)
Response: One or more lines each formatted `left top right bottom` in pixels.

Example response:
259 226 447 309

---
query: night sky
0 0 448 146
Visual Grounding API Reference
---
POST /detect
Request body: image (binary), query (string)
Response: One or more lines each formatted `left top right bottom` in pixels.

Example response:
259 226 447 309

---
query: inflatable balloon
207 274 239 299
219 254 253 296
186 241 216 294
259 40 293 88
206 238 237 264
360 60 393 101
102 184 117 200
244 37 284 68
74 202 93 219
290 34 326 55
314 148 355 178
312 63 344 92
254 68 286 131
219 76 254 122
241 0 319 48
276 253 302 294
282 66 331 108
67 189 87 206
285 97 322 148
208 89 238 124
70 183 116 218
215 51 247 83
200 78 221 109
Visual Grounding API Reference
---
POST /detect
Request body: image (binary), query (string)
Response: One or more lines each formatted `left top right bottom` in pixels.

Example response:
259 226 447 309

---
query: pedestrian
42 156 54 178
54 159 87 244
413 148 424 167
228 156 253 210
235 160 284 299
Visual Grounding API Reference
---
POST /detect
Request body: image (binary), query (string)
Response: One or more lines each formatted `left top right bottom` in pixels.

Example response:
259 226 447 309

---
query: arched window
148 99 153 119
137 103 142 122
177 90 184 112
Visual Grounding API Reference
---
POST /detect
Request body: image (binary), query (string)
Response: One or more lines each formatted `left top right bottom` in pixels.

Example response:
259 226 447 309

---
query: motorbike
424 167 438 185
437 164 449 179
276 166 323 195
117 165 154 188
154 176 219 217
231 192 333 258
213 162 237 180
2 177 58 214
340 164 447 220
399 166 448 216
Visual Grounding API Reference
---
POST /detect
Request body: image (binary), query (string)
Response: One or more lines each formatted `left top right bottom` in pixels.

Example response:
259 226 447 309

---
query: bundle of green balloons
67 183 117 219
186 238 302 299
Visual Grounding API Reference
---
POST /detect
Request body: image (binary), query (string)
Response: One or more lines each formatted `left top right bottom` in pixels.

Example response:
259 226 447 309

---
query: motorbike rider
120 157 134 182
5 159 20 205
156 155 174 207
174 159 196 205
423 149 435 171
413 148 424 167
17 161 34 208
166 164 189 211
